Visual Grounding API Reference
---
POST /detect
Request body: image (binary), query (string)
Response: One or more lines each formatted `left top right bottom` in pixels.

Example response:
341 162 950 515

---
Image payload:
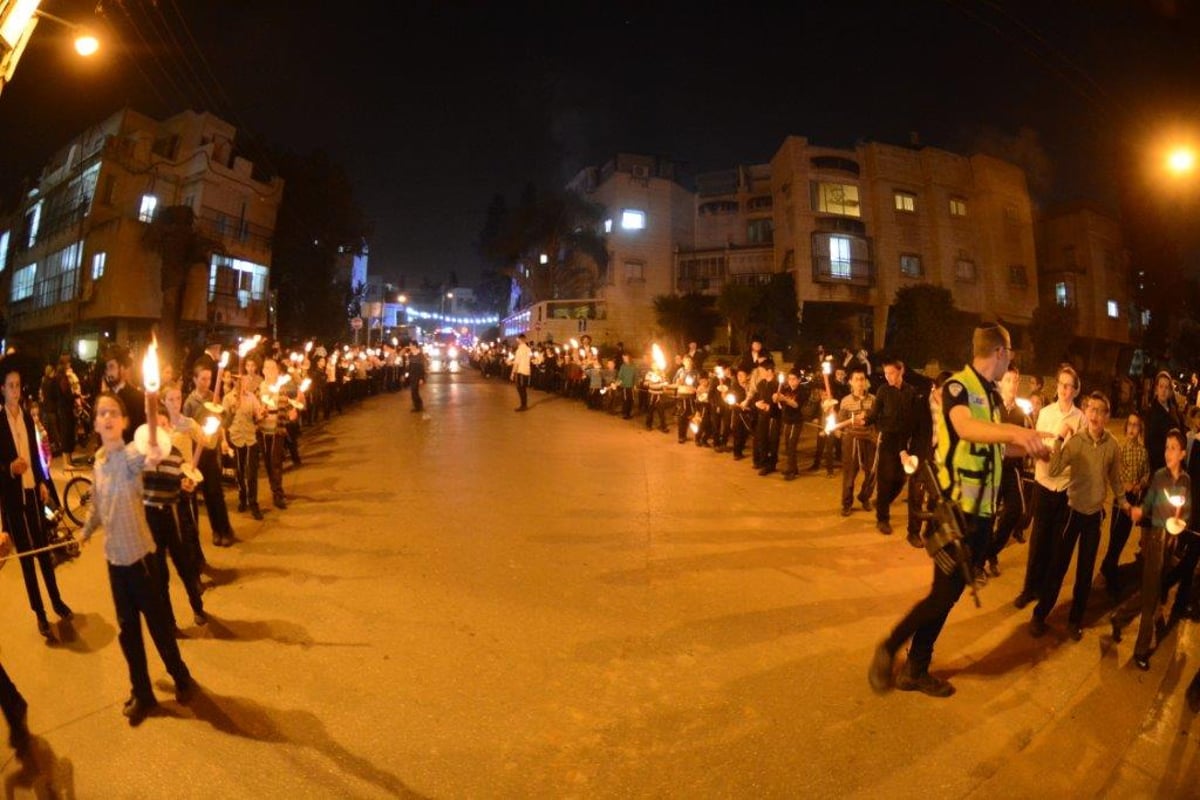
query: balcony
812 256 874 287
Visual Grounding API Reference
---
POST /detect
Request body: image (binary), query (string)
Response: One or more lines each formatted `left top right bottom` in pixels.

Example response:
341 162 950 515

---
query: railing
812 256 873 287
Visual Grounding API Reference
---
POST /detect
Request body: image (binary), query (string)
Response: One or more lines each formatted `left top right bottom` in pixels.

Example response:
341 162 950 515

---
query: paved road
0 369 1197 798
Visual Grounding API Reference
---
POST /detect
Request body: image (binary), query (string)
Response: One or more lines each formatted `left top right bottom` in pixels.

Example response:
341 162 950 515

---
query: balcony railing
812 256 873 287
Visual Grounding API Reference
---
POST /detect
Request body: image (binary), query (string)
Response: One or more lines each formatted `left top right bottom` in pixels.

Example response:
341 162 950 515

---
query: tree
652 292 720 352
141 204 216 364
887 284 970 369
716 283 761 355
1028 303 1079 375
759 273 800 358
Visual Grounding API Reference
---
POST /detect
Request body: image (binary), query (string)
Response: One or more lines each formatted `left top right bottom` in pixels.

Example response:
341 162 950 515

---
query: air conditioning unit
631 164 650 179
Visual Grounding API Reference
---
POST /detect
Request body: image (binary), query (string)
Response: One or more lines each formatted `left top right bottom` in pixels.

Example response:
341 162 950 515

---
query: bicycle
59 452 94 527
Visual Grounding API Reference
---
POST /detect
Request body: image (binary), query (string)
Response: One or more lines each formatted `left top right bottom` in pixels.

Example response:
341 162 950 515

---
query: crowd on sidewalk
0 334 425 747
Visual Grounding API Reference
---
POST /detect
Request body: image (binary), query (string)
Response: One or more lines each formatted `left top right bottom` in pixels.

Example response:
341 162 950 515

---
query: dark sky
2 0 1199 287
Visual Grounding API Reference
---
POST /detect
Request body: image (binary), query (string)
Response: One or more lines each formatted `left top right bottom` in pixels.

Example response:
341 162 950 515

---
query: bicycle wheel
63 476 93 527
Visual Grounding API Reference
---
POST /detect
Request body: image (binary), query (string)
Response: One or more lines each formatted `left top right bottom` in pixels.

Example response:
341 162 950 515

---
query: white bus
501 299 608 343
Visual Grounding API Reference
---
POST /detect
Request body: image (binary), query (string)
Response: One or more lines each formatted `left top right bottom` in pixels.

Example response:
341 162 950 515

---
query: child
778 370 807 480
79 392 194 725
1100 413 1150 600
1111 428 1189 670
840 366 877 515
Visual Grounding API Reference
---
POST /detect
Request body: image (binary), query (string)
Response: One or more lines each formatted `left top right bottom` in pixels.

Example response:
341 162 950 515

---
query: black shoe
194 610 208 626
1014 592 1035 610
733 454 745 461
986 559 1000 578
273 494 288 510
896 668 955 698
758 467 775 476
1013 529 1027 544
237 502 247 513
122 695 158 725
841 507 852 517
7 699 29 753
36 616 51 639
868 642 895 694
1030 617 1048 638
250 506 263 521
807 464 820 472
861 499 873 512
1110 616 1122 642
784 472 797 481
52 601 74 621
174 678 195 704
876 521 893 535
1133 654 1150 671
514 407 527 412
1068 623 1084 641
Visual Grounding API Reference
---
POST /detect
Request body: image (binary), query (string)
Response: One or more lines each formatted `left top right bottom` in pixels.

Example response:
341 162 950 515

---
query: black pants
108 554 191 704
233 443 260 509
1100 492 1140 590
1163 530 1200 615
906 446 937 537
410 378 424 411
884 513 991 670
676 395 696 443
780 421 801 473
258 431 285 500
874 440 905 523
515 373 529 409
753 413 779 469
11 488 64 618
1112 526 1165 658
987 461 1026 560
645 395 670 431
1021 485 1069 600
146 505 204 627
731 408 751 456
841 436 877 510
196 448 233 537
0 662 25 736
1033 507 1102 625
620 387 634 419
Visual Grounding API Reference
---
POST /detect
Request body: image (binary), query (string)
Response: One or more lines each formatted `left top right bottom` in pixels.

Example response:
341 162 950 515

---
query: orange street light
1 1 100 96
1167 146 1196 176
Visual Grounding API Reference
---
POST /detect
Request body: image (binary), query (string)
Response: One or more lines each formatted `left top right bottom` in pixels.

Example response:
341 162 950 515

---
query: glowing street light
1 1 101 96
1167 146 1196 176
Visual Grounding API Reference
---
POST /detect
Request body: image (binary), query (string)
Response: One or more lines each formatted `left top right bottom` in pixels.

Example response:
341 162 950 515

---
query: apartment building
1036 203 1135 372
0 107 282 362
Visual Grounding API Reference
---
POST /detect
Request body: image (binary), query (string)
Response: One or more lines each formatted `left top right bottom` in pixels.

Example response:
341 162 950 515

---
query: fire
142 335 160 393
651 343 667 372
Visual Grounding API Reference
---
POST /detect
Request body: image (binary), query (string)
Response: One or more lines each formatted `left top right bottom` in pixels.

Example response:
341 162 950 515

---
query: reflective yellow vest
936 365 1003 517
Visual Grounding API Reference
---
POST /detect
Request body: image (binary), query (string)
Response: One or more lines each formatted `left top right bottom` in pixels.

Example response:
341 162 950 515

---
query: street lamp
442 291 453 320
1167 146 1195 176
1 1 101 97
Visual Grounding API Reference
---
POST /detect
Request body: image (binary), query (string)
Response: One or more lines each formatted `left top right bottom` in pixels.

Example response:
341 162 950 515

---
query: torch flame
1169 494 1185 509
824 412 838 434
142 335 160 393
822 360 832 375
715 366 725 380
1015 398 1033 415
305 340 314 353
651 343 667 372
299 377 312 393
724 392 737 405
202 416 221 436
569 338 579 350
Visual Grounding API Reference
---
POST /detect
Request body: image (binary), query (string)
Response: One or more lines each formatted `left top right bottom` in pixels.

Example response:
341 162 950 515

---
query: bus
500 299 608 343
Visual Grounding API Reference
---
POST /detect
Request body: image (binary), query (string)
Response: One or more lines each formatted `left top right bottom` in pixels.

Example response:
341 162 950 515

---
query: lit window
894 191 916 212
900 254 922 278
138 195 158 223
1107 300 1119 319
949 197 967 217
25 202 42 248
1142 309 1151 327
1055 281 1070 306
0 230 8 273
539 253 548 265
811 182 861 217
603 219 613 233
829 236 852 278
955 259 976 282
12 264 35 301
624 260 644 281
92 251 106 280
620 210 646 230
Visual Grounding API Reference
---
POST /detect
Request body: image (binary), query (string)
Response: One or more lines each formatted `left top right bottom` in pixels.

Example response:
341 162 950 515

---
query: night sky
2 0 1198 288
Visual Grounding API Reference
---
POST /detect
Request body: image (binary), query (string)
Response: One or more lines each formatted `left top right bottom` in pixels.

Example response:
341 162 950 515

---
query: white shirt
5 405 34 491
513 342 532 377
1034 400 1083 491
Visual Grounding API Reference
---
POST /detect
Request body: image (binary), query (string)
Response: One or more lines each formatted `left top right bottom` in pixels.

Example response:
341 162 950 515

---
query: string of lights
405 308 499 326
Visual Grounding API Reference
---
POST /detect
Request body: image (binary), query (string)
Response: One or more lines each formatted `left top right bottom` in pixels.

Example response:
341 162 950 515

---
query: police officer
868 323 1048 697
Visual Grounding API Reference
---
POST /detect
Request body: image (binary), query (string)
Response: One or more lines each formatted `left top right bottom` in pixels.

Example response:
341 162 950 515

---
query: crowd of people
487 329 1200 706
0 334 428 745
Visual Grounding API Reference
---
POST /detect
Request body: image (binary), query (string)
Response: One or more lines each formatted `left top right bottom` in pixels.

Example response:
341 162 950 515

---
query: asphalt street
0 368 1196 798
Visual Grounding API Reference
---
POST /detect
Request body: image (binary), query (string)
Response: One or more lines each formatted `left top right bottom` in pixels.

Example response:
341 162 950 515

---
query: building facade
0 107 282 362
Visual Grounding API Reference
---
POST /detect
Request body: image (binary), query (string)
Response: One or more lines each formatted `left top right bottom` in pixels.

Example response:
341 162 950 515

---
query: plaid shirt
1119 437 1149 494
80 444 156 566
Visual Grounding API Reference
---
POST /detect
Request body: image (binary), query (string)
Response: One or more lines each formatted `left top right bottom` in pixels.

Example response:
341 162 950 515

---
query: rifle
910 458 981 608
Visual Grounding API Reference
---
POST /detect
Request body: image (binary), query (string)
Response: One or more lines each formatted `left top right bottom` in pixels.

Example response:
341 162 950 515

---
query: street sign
350 317 363 330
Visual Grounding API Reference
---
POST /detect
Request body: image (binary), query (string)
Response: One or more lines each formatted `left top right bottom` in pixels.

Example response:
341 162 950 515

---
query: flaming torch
1167 493 1187 535
134 335 171 456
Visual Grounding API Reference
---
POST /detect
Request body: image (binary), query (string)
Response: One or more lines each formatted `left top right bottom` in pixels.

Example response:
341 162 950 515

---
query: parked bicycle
59 452 94 527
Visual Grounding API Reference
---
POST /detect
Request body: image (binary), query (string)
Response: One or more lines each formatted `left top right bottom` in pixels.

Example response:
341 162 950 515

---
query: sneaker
1030 616 1048 638
876 521 893 535
868 642 895 694
896 668 955 698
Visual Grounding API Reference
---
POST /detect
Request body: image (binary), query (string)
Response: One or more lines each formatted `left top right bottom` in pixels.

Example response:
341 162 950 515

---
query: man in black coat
0 365 72 638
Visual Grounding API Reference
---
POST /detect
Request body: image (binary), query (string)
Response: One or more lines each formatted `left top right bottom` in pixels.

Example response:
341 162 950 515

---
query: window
1142 309 1151 327
624 260 644 282
91 251 106 280
747 196 773 212
829 236 852 278
955 259 976 282
1107 300 1119 319
32 242 81 308
747 218 774 245
810 182 861 217
603 219 612 233
900 254 923 278
138 194 158 223
0 230 8 273
949 197 967 217
208 254 268 307
1055 281 1071 307
893 191 916 212
11 264 35 301
1008 264 1028 287
620 209 646 230
24 202 42 248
